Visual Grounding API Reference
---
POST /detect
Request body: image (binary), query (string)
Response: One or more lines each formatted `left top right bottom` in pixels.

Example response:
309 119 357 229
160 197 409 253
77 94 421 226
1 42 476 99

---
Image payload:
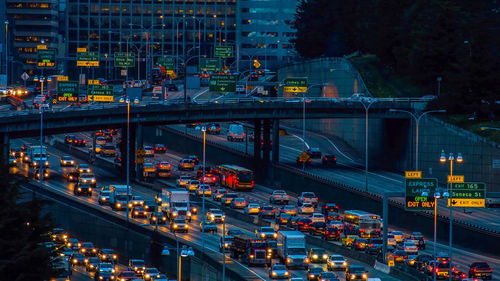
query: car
95 268 115 281
154 144 166 153
309 248 328 263
76 164 92 174
151 274 169 281
64 135 76 144
387 234 397 246
309 222 327 236
297 218 312 232
128 259 146 274
436 252 451 264
34 168 50 180
156 161 172 178
270 190 290 204
414 254 433 271
409 232 426 249
212 188 228 201
280 205 298 216
165 83 178 91
434 261 452 279
100 145 116 157
149 211 167 224
144 146 155 157
298 203 315 214
259 205 276 218
66 238 81 250
142 267 160 281
131 206 147 218
226 229 245 237
405 254 419 267
245 203 261 214
341 235 359 248
298 192 319 206
66 171 80 182
96 137 107 146
98 249 117 262
176 175 191 187
276 213 292 225
170 218 189 233
306 148 322 159
9 155 17 166
50 228 68 242
74 137 86 147
188 155 200 165
322 154 337 166
393 250 408 263
79 172 96 187
323 203 339 214
255 227 277 239
307 266 324 281
345 265 368 281
143 162 157 174
197 184 212 197
143 200 157 212
221 193 238 206
129 195 144 207
311 213 326 223
327 254 347 271
390 231 405 242
80 242 97 256
70 253 86 265
207 123 221 135
400 241 418 254
230 197 248 209
98 188 111 205
206 208 225 223
200 173 218 186
468 262 492 279
353 238 368 251
326 212 342 222
269 264 290 279
328 220 345 230
187 180 200 192
60 155 75 166
324 226 341 241
117 271 137 281
178 158 195 170
296 155 312 167
365 238 383 255
200 220 218 233
318 271 339 281
88 144 102 154
85 256 100 272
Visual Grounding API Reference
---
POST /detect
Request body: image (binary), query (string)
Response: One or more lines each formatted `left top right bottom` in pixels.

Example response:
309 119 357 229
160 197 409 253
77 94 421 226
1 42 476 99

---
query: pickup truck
269 190 290 204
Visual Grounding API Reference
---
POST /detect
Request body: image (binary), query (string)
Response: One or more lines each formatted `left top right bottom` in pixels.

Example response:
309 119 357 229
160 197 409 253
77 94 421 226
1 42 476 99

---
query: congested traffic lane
114 137 500 280
12 139 401 281
169 123 500 234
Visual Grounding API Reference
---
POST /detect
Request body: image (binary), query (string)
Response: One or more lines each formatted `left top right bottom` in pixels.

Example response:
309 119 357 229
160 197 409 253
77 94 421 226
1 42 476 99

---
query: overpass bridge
0 97 421 176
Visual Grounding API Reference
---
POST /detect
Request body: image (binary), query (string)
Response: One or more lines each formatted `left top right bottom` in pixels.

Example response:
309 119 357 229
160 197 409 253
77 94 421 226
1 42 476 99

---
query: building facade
6 0 62 79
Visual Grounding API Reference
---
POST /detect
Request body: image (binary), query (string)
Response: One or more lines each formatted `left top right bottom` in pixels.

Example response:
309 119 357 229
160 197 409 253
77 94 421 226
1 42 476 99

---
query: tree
0 168 56 281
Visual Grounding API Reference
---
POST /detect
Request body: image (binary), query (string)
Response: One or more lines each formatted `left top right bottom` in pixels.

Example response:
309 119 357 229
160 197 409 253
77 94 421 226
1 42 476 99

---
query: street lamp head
161 246 170 256
442 191 450 198
434 192 441 198
195 125 200 130
5 20 9 25
421 191 429 197
439 150 447 163
437 76 442 82
448 153 454 161
456 153 463 163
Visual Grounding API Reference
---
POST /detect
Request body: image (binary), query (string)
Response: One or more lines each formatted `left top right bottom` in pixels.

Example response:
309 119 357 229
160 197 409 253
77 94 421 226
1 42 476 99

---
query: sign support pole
382 191 404 263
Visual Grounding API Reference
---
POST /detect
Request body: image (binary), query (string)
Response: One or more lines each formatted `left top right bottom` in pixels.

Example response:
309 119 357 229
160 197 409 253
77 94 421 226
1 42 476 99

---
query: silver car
269 264 290 279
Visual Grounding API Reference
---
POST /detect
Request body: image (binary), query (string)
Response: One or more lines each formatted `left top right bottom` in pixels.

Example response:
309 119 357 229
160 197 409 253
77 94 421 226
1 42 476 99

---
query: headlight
152 217 157 220
173 212 178 217
343 261 347 266
261 233 265 238
184 224 188 228
362 273 367 279
89 188 92 191
99 276 103 280
116 203 121 207
284 272 289 276
323 254 328 259
78 188 82 191
73 259 77 263
286 258 292 264
304 258 310 263
313 254 318 259
135 211 138 215
187 211 192 216
351 274 356 279
112 255 117 259
273 233 278 238
102 197 106 201
272 272 277 276
173 224 178 228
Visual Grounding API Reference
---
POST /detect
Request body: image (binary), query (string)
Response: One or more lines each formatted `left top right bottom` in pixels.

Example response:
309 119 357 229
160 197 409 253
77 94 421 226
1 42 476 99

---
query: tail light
435 268 439 273
334 157 337 161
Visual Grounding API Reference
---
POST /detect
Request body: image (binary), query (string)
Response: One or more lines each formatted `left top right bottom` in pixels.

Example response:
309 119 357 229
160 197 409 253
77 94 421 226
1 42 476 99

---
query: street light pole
437 77 442 97
389 109 446 170
359 98 377 192
39 77 44 185
126 100 130 224
4 20 8 82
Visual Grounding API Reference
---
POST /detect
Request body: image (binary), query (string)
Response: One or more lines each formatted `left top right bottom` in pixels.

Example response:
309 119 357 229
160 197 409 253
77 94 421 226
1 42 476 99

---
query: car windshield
261 227 274 232
132 260 145 267
313 249 326 254
121 272 136 277
174 202 188 207
211 209 222 214
303 193 315 197
63 156 72 160
310 268 323 273
231 126 244 134
331 256 344 261
288 248 305 255
350 267 365 273
474 262 490 268
103 145 115 149
249 204 260 208
174 219 185 223
321 272 335 277
273 265 286 271
100 263 113 269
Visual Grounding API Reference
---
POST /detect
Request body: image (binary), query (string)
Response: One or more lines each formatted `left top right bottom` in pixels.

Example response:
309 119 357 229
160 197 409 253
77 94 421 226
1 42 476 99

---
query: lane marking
289 134 310 149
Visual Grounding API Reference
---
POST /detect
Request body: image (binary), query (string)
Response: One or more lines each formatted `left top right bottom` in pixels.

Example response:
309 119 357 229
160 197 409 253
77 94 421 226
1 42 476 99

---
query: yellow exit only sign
448 175 464 183
405 171 422 178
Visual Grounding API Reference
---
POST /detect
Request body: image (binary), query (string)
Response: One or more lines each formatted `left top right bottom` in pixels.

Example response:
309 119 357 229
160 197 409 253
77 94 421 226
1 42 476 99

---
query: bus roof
218 164 253 173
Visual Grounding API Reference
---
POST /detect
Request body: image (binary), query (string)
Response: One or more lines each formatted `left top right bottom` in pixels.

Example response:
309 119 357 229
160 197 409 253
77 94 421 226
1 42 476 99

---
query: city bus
215 164 254 191
343 210 382 238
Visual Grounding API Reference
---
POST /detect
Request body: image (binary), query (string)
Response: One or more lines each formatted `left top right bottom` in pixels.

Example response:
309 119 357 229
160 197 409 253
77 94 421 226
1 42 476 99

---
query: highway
12 126 500 280
11 137 403 281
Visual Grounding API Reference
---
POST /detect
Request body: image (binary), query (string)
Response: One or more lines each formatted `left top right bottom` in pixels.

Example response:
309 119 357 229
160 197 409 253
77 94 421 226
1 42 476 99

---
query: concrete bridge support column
253 120 262 162
135 122 143 181
0 133 10 168
272 119 280 164
119 125 136 180
263 119 271 163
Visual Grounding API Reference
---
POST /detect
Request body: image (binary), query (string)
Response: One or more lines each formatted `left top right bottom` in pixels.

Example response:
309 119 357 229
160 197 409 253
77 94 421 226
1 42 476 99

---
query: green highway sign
88 85 113 102
283 78 308 93
57 81 79 102
405 178 438 211
114 52 135 67
157 57 175 70
200 58 221 72
214 46 234 58
209 75 237 93
37 49 56 68
448 182 486 207
77 52 100 67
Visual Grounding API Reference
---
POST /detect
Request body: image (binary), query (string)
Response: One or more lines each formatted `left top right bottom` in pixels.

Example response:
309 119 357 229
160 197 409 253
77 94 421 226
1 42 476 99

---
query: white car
402 242 418 254
327 254 347 271
245 203 261 214
311 213 325 223
298 203 315 214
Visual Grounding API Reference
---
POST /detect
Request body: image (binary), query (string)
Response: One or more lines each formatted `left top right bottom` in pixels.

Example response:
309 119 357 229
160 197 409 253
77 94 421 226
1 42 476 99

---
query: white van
227 124 244 142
